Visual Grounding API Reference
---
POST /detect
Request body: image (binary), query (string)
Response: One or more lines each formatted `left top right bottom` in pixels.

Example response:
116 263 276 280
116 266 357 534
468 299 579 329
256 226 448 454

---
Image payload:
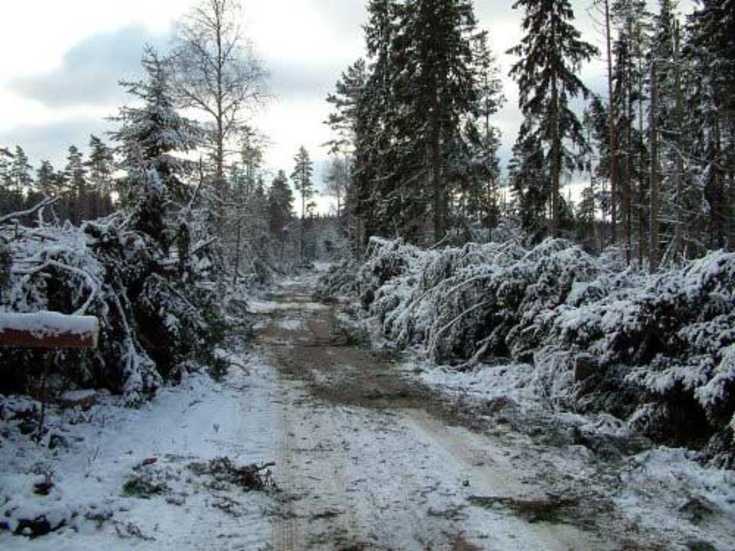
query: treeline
0 1 347 282
0 140 114 226
326 0 735 266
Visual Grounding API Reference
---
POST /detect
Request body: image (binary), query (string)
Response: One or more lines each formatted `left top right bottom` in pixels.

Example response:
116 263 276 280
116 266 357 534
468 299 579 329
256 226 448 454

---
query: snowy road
255 277 640 550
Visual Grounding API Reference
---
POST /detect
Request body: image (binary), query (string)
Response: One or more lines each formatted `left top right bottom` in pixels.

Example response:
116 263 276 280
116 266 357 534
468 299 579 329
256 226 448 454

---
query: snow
58 389 97 403
0 312 98 341
247 298 328 314
275 318 305 331
337 238 735 461
615 448 735 550
0 352 277 549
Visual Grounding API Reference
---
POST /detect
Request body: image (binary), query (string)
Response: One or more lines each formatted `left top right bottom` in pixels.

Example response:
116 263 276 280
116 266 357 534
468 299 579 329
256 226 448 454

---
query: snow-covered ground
0 350 279 550
2 269 734 550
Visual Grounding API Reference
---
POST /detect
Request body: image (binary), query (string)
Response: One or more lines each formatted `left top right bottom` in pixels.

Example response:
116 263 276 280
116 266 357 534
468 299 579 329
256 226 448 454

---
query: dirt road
252 275 655 550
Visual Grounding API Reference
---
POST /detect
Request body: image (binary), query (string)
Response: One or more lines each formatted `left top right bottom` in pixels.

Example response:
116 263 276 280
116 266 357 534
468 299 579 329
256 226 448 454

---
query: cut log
0 312 99 349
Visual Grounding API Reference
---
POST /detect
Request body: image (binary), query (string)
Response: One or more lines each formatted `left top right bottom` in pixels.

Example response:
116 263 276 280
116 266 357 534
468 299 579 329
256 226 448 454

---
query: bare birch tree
170 0 267 239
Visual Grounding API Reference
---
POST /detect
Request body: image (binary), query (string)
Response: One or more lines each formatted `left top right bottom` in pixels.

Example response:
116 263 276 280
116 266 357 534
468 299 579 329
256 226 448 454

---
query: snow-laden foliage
0 216 221 405
338 237 735 459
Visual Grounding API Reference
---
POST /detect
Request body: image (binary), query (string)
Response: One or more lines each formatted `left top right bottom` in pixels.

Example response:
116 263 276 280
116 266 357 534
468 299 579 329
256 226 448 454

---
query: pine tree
291 146 315 259
324 156 350 220
86 135 115 219
508 0 598 238
35 161 56 197
8 146 32 212
0 148 16 215
64 145 87 225
228 128 268 282
611 0 650 263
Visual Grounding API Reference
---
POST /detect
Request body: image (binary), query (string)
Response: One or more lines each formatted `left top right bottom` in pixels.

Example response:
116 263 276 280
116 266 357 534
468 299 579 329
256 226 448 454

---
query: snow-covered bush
341 237 735 460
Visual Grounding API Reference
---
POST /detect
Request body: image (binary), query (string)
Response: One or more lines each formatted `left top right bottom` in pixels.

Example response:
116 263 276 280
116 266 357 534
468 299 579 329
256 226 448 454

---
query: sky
0 0 694 212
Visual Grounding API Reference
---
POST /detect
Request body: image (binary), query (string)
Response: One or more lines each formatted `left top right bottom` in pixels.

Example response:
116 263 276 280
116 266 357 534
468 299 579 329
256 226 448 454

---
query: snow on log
0 312 99 349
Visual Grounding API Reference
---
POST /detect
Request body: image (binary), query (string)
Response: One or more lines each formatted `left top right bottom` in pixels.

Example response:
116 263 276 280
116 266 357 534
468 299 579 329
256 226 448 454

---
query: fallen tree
0 213 223 405
324 237 735 466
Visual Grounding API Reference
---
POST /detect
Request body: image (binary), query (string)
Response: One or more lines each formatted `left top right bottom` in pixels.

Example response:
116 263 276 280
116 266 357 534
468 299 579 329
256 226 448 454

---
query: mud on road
252 277 702 550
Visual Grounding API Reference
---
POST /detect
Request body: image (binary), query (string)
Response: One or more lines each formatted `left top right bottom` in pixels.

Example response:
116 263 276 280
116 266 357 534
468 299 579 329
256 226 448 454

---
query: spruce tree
466 31 505 231
396 0 480 242
686 0 735 250
508 0 598 238
267 170 294 238
111 48 200 251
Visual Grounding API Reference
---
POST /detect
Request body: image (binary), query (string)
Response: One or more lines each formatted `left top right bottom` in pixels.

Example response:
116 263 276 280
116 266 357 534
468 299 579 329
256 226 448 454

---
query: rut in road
254 277 650 550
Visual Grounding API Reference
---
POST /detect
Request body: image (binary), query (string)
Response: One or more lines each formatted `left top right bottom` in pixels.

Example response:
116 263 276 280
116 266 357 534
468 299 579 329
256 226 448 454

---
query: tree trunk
650 62 660 272
550 76 561 238
674 21 684 261
637 49 647 266
605 0 619 246
430 88 444 243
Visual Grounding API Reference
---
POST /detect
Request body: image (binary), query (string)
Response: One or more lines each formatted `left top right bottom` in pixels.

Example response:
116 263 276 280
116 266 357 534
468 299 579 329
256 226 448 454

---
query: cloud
0 117 114 167
10 25 168 109
267 59 346 102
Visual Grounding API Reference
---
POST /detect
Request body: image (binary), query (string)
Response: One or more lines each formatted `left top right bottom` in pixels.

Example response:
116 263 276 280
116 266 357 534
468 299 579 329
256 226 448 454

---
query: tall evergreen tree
291 146 315 259
508 0 598 238
612 0 650 263
64 145 87 224
686 0 735 250
267 170 294 238
396 0 480 241
0 147 17 215
86 135 115 219
465 31 505 231
111 48 200 251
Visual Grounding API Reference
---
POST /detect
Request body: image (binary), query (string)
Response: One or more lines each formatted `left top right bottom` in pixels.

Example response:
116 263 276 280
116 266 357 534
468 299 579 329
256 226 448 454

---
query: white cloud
0 0 700 196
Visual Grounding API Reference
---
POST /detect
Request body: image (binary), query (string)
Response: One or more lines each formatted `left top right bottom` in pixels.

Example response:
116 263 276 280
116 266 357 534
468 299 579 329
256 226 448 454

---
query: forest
0 0 734 546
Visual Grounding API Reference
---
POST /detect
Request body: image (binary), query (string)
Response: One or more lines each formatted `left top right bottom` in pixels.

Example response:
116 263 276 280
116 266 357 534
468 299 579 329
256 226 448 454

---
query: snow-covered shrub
547 252 735 449
317 259 361 299
134 274 212 379
355 237 599 366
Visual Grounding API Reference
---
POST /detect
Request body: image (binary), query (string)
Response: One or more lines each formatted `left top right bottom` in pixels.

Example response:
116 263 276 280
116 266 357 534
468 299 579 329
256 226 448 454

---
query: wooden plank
0 312 99 349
